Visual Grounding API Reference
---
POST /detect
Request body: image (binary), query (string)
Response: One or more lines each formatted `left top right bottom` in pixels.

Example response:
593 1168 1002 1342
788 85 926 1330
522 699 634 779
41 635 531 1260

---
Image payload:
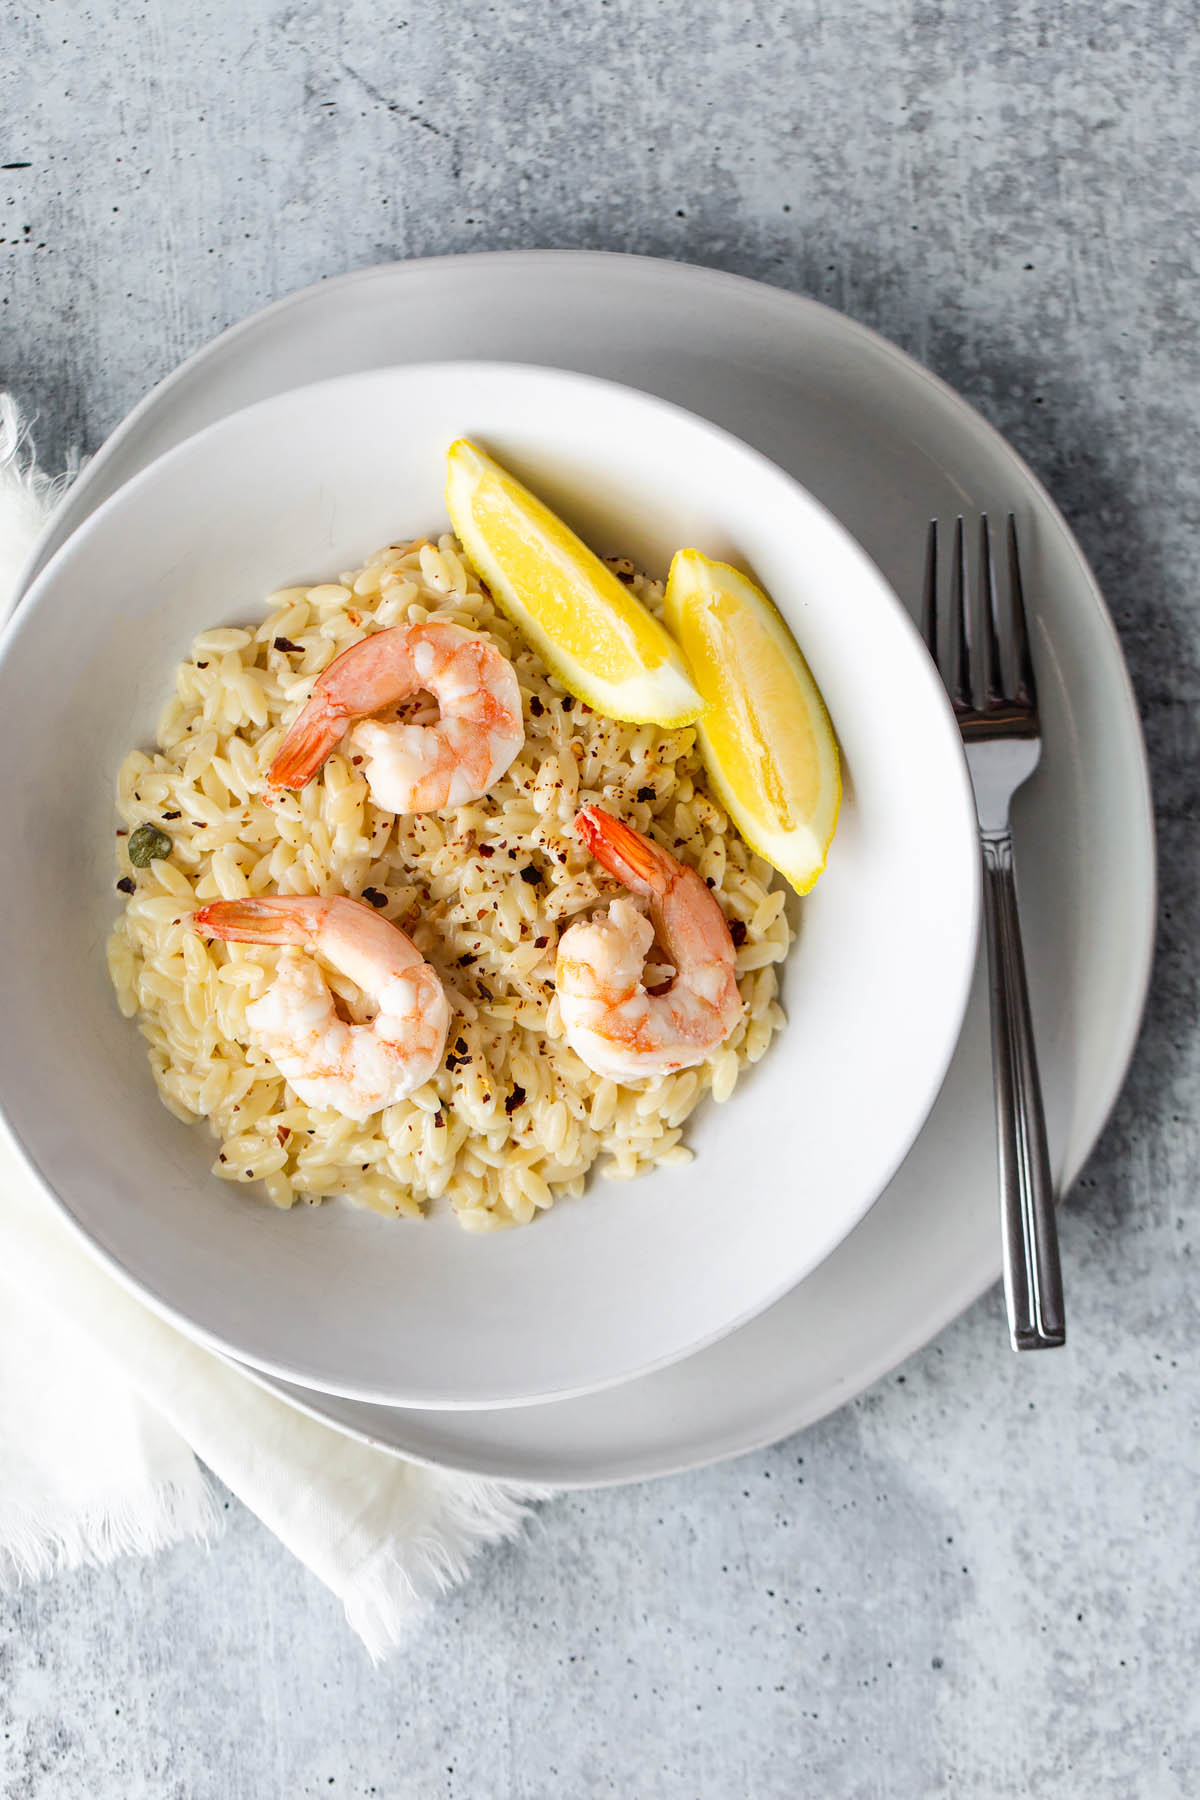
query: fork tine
1006 514 1037 707
948 516 972 710
920 520 938 660
978 516 1005 708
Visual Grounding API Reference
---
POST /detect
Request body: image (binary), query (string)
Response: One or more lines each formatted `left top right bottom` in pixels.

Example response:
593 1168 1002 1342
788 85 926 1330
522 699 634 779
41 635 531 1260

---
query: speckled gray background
2 2 1198 1796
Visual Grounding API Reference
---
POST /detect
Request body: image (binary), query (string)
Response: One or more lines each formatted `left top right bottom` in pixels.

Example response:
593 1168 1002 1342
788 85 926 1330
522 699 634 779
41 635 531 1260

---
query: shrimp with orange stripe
556 806 743 1081
267 619 524 812
193 895 450 1121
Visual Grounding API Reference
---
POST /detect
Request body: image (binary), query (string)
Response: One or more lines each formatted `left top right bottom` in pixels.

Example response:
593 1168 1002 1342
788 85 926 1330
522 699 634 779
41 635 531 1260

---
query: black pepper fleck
116 876 136 894
273 636 303 653
636 786 655 803
561 696 575 711
361 887 388 908
528 695 544 717
519 864 541 885
729 919 748 947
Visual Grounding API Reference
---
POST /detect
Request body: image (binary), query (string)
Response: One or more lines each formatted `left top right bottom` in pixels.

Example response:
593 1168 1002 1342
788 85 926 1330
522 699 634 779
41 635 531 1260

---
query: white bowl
0 363 979 1409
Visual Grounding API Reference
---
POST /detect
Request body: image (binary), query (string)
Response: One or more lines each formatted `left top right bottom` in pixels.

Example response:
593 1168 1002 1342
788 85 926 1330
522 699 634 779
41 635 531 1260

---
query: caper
127 822 173 867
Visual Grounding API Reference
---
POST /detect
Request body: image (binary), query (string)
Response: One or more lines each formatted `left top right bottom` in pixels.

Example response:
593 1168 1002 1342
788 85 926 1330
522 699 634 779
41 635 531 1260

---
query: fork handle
981 832 1066 1350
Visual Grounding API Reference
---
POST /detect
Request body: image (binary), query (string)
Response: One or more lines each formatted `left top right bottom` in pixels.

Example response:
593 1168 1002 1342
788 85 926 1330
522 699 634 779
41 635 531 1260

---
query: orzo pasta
107 535 792 1230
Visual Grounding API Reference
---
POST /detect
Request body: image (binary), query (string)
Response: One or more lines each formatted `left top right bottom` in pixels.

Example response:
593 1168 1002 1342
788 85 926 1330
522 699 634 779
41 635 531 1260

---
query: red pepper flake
528 695 544 717
218 1153 227 1163
729 919 748 947
273 636 302 653
479 844 494 858
116 827 128 837
347 609 362 627
162 810 181 820
504 1084 527 1116
277 1125 291 1146
534 935 548 949
351 756 363 766
196 661 209 669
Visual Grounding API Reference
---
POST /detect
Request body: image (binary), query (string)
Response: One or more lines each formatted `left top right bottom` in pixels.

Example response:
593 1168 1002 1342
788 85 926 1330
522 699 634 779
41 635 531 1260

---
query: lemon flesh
664 549 841 895
445 441 702 726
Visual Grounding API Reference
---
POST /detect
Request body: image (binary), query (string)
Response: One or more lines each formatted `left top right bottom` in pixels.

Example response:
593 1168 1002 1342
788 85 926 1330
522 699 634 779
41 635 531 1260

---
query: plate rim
11 251 1156 1481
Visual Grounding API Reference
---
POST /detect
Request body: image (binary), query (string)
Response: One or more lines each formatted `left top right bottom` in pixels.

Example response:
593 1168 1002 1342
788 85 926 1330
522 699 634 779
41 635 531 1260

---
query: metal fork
923 516 1065 1350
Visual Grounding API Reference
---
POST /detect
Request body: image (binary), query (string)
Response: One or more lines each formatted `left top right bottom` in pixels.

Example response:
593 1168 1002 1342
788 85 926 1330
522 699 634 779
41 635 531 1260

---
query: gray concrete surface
2 2 1198 1795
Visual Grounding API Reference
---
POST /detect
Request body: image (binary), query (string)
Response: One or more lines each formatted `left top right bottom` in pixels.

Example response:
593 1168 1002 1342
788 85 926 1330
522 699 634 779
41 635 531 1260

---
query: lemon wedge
445 440 702 726
664 549 841 894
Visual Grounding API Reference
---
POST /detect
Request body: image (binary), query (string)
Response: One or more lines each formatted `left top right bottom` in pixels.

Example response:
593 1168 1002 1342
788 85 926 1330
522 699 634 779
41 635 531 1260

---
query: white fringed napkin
0 396 539 1659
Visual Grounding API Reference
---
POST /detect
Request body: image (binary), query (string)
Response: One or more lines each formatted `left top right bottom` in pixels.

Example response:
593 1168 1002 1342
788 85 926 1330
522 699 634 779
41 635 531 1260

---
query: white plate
14 254 1155 1481
0 360 978 1408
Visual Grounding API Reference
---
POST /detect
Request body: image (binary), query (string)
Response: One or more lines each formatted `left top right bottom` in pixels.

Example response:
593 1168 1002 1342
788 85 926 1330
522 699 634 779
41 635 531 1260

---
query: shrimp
555 806 743 1081
192 895 450 1121
267 620 524 812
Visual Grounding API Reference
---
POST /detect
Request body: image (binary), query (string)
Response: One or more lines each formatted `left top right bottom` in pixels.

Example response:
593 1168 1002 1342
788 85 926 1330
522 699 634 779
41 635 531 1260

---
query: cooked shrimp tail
555 807 743 1081
193 896 316 947
575 805 678 898
193 894 450 1121
264 698 350 791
